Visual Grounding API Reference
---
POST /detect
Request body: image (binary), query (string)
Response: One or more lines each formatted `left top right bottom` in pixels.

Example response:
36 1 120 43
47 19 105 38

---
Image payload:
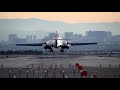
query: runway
0 55 120 68
0 55 120 78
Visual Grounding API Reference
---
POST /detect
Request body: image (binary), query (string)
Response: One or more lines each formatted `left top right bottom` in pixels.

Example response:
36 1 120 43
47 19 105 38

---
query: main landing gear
44 46 54 53
50 49 53 52
60 49 64 53
45 49 53 53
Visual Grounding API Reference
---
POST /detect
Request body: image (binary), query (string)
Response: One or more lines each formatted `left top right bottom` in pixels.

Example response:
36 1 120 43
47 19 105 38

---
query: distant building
8 34 17 41
107 31 112 37
49 33 56 39
26 35 37 43
8 34 27 44
86 31 112 42
64 32 74 39
106 35 120 51
8 34 17 43
26 35 29 41
15 38 26 43
108 35 120 43
29 35 32 41
73 34 82 40
33 35 36 41
41 36 49 42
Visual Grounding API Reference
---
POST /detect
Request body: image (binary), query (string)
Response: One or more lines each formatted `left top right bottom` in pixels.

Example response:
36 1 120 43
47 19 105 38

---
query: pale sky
0 12 120 41
0 12 120 23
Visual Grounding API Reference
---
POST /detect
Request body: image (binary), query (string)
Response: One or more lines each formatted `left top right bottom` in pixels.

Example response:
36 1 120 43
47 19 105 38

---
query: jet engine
44 46 51 49
61 45 69 49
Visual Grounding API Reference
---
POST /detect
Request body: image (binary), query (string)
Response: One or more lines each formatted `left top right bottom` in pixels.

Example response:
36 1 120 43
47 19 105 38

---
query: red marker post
84 70 88 76
81 70 88 78
81 71 83 77
78 66 83 72
93 74 97 78
75 63 79 68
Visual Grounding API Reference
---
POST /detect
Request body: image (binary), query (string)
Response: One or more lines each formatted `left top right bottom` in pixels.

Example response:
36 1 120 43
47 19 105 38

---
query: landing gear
44 46 54 53
45 49 47 52
60 49 64 53
50 49 53 52
45 49 53 53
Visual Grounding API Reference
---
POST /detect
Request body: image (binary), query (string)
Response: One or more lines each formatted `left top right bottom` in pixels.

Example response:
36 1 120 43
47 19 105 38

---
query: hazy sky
0 12 120 23
0 12 120 41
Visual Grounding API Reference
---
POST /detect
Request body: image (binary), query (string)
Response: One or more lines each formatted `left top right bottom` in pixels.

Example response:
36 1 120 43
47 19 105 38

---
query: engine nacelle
61 46 69 49
66 46 69 49
44 46 51 49
44 46 47 49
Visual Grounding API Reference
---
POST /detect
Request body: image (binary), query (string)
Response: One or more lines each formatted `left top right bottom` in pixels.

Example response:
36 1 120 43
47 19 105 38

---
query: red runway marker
81 70 88 77
78 66 83 70
93 74 97 78
75 63 79 68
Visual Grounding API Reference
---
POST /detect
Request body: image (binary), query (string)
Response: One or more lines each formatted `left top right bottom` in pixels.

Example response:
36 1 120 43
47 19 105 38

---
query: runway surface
0 55 120 78
0 55 120 68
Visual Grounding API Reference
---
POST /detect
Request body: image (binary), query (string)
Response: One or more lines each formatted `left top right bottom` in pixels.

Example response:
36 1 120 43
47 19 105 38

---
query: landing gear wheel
50 49 53 52
45 49 47 52
60 50 64 52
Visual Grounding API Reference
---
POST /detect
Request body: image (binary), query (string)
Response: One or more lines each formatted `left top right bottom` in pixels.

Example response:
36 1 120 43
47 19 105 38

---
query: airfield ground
0 54 120 78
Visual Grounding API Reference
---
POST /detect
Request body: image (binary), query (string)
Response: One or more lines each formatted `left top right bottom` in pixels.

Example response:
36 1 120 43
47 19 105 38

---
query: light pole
73 68 76 76
32 68 35 77
44 70 47 78
9 70 12 78
26 70 29 78
19 68 21 77
62 70 65 78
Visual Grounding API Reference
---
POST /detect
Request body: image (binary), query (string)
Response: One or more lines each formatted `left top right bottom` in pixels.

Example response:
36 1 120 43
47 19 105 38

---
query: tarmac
0 54 120 78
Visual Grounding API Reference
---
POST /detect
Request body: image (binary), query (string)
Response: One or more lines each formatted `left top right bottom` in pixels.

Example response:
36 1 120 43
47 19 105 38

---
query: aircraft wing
68 42 97 46
16 43 46 46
